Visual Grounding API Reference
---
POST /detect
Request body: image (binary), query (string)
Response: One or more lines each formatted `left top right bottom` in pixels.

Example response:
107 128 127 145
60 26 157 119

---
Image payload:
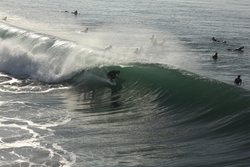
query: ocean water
0 0 250 166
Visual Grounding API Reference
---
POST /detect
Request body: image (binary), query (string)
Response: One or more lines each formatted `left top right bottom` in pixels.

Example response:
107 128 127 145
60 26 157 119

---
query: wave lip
0 23 112 83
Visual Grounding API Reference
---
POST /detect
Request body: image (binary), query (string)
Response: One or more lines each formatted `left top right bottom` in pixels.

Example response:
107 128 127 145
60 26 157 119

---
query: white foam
0 17 199 85
0 112 75 165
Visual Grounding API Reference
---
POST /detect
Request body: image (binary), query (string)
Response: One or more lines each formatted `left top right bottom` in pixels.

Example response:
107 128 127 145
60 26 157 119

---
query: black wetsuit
234 46 244 52
107 70 120 81
234 77 242 85
212 52 218 60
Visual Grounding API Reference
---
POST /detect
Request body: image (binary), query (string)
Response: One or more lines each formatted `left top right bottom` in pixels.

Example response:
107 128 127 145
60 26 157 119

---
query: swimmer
234 75 242 86
107 70 120 81
2 16 7 21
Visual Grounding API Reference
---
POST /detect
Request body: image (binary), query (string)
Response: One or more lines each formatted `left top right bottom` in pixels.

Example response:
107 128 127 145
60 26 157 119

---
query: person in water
107 70 120 81
228 46 244 52
212 52 218 60
234 75 242 86
72 10 78 15
212 37 219 42
212 37 226 43
234 46 244 52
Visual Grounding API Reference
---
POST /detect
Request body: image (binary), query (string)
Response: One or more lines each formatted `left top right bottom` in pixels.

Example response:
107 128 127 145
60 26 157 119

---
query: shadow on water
65 74 125 114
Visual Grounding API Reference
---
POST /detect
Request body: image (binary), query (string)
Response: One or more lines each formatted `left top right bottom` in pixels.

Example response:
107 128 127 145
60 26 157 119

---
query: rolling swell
71 63 250 137
66 63 250 166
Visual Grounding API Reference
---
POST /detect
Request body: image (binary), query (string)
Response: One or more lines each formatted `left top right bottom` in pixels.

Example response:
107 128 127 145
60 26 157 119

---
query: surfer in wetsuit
72 10 78 16
212 37 219 42
234 46 244 52
212 37 226 43
107 70 123 107
107 70 120 81
234 75 242 86
228 46 244 52
212 52 218 60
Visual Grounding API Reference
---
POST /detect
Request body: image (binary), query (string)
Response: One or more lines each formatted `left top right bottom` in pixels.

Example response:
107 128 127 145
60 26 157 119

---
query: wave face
73 63 250 124
63 63 250 166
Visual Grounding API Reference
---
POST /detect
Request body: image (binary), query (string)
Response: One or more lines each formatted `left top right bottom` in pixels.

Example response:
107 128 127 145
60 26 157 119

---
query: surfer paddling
228 46 244 52
234 46 244 52
212 37 226 43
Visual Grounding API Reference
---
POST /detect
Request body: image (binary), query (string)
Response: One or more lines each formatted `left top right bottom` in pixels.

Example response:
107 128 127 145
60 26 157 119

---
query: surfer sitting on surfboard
234 75 242 86
212 52 218 60
107 70 120 81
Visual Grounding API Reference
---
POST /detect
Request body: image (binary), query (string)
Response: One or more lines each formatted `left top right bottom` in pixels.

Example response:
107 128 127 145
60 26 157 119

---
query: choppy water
0 0 250 166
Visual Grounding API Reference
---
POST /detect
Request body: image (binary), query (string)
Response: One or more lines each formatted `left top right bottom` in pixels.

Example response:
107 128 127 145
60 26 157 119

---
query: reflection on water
64 75 124 113
110 77 123 108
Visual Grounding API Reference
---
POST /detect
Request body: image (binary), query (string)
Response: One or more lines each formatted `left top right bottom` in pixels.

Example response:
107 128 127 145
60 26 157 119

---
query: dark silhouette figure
234 46 244 52
212 37 219 42
212 37 226 43
234 75 242 86
228 46 244 52
72 10 78 16
107 70 120 81
212 52 218 60
107 70 123 108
